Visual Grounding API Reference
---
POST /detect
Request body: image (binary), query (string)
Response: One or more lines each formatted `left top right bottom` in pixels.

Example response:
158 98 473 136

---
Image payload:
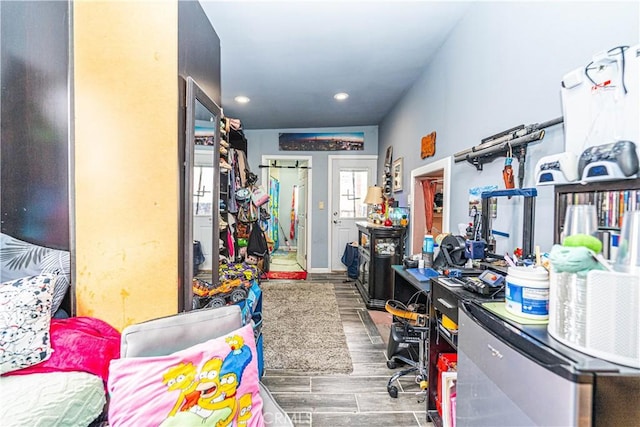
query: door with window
330 157 377 271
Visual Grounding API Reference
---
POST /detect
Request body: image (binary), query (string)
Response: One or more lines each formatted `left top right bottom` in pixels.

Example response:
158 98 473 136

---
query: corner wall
73 1 179 329
380 1 639 252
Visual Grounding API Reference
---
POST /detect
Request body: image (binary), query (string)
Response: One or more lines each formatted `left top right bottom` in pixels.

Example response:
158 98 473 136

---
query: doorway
261 155 312 279
328 155 378 272
409 157 452 255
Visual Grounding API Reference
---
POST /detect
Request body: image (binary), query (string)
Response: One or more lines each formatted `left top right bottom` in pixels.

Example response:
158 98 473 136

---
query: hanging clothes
268 178 280 250
422 179 438 233
228 149 238 214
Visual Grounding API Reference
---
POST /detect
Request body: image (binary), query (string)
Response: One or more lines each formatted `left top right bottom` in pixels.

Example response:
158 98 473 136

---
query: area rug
261 282 353 374
266 270 307 280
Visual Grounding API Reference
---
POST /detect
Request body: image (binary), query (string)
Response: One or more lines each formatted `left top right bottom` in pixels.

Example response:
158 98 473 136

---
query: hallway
261 273 433 426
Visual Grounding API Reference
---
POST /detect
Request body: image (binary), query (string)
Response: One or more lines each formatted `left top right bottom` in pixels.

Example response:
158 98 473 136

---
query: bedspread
3 316 120 383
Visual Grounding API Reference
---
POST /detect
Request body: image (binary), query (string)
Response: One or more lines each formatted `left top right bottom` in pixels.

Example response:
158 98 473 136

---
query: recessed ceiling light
334 92 349 101
234 95 250 104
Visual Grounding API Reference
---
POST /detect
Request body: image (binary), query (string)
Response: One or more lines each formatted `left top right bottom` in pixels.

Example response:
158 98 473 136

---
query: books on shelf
560 189 640 230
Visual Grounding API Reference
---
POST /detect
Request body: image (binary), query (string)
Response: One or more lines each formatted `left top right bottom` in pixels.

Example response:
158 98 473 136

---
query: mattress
0 371 106 426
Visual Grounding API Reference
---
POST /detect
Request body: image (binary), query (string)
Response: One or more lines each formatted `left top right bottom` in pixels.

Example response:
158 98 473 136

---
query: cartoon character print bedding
107 324 264 427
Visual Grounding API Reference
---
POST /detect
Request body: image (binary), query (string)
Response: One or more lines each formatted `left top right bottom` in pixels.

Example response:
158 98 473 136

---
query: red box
436 353 458 417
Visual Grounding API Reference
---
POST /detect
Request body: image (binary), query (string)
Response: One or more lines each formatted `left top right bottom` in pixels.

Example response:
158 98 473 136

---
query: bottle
422 234 434 267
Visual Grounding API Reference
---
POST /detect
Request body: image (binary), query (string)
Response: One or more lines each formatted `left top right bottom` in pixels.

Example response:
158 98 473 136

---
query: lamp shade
363 186 384 204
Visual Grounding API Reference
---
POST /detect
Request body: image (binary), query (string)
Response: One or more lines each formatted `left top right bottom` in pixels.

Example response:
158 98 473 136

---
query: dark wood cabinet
355 222 406 309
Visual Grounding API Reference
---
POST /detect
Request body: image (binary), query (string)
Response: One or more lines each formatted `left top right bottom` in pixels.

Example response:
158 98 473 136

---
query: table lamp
364 185 384 223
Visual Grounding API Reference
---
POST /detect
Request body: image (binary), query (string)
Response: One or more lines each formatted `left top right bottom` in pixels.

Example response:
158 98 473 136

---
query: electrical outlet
319 201 324 209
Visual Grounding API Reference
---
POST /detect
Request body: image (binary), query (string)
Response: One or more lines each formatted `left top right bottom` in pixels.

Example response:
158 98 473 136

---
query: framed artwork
392 157 403 192
278 132 364 151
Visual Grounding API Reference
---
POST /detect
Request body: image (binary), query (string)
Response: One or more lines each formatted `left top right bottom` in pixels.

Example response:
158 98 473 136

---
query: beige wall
73 1 179 330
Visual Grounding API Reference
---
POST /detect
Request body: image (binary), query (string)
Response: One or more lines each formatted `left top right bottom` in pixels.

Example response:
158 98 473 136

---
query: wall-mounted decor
393 157 403 192
279 132 364 151
421 131 436 158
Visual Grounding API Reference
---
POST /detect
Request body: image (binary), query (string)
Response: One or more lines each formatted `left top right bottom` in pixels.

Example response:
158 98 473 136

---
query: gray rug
261 282 353 374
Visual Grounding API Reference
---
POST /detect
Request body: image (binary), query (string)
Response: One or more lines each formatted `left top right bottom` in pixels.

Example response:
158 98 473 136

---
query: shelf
554 177 640 244
437 321 458 348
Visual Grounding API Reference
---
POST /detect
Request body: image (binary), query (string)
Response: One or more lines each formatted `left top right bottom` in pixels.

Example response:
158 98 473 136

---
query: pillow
3 317 121 384
0 233 70 315
0 274 54 374
0 371 106 426
108 323 264 427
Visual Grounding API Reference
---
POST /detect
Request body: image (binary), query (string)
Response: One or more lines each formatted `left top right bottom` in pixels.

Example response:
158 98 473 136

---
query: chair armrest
121 305 243 358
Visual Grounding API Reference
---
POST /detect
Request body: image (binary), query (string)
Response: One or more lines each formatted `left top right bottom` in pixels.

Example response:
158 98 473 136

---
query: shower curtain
422 178 438 233
268 178 280 250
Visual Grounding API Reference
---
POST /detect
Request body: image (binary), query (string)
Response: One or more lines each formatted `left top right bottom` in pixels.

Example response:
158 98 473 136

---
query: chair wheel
386 360 397 369
387 385 398 398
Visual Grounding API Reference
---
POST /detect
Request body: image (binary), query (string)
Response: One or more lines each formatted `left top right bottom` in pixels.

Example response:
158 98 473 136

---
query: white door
296 167 308 269
330 157 377 271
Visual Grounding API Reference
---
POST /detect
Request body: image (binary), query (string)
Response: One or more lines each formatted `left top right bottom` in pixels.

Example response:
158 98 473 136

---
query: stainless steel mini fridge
456 301 640 427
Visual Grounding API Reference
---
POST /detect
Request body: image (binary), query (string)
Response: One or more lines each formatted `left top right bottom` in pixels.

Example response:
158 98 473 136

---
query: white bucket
505 266 550 320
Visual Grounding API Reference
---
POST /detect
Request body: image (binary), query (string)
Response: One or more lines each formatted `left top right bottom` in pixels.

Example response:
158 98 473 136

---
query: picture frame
392 157 403 192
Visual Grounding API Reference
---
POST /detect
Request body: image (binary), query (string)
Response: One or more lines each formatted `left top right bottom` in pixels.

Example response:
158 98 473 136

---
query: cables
584 45 629 94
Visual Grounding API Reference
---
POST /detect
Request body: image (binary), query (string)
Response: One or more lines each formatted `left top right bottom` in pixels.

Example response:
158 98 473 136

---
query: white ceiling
199 1 471 130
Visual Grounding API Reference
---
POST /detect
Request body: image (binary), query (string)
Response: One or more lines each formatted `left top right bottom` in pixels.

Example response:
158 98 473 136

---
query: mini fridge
456 301 640 426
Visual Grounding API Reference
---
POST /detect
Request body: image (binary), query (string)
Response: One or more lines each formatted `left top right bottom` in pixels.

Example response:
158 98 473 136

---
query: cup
614 210 640 274
562 204 598 239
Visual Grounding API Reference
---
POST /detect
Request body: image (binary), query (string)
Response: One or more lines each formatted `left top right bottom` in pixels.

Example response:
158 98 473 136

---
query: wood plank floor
261 273 433 427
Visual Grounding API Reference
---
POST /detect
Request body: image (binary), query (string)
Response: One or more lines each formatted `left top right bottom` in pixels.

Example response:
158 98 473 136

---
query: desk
427 277 503 426
392 265 430 304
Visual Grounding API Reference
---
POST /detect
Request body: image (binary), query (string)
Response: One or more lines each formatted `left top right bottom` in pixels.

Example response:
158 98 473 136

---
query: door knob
333 220 340 224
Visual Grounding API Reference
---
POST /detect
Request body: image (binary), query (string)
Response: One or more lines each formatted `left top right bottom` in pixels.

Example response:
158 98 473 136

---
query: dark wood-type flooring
261 273 433 427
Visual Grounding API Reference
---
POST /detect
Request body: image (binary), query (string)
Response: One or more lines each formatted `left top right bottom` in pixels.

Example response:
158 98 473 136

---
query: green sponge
562 234 603 253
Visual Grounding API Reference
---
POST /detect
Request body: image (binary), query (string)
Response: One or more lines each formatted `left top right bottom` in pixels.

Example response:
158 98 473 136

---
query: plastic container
422 235 434 267
614 210 640 275
505 266 550 320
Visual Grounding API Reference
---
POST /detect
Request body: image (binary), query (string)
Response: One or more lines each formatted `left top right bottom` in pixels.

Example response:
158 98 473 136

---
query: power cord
584 45 629 94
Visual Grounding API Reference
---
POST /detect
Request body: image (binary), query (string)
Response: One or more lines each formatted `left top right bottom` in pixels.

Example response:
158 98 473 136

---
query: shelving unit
553 177 640 245
218 118 249 262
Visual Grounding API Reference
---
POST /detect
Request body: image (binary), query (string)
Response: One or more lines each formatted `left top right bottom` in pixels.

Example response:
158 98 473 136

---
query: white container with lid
505 266 550 320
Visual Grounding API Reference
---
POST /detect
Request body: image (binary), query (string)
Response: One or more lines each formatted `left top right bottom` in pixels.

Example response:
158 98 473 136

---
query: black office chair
384 300 429 399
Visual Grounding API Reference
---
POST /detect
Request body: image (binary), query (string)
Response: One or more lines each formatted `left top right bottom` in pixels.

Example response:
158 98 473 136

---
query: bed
1 233 120 426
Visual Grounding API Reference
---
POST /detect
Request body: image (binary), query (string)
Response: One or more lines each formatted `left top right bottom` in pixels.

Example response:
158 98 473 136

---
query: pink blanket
2 317 121 383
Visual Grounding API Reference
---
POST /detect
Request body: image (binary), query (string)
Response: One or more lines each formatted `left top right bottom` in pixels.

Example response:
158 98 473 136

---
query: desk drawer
432 281 459 324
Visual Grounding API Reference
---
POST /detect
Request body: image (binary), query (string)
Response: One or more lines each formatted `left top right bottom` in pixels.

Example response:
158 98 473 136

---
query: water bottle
422 234 434 267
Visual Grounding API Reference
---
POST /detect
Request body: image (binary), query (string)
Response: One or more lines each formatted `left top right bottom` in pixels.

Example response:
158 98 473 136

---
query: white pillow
0 233 70 315
0 274 54 374
0 371 106 426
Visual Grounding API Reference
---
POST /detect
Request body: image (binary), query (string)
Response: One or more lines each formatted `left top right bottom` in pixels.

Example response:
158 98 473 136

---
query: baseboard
309 267 332 273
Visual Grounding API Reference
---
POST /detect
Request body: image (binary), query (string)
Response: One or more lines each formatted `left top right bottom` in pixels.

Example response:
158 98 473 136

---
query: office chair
384 300 429 399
